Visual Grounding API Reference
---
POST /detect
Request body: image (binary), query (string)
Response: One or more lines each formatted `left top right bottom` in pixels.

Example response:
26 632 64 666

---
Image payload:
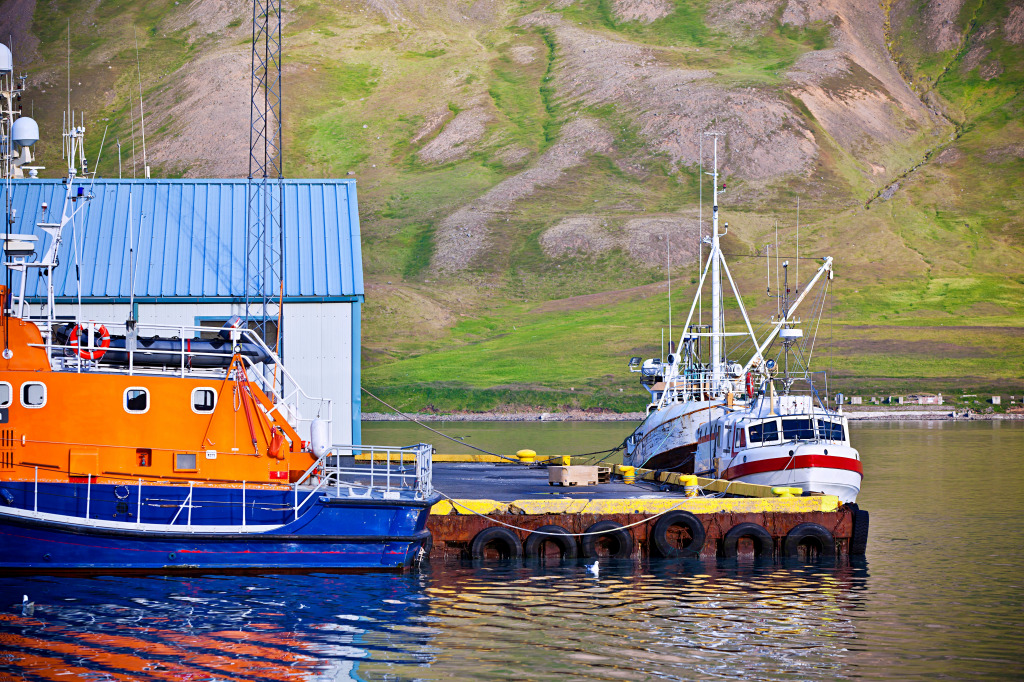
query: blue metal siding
5 179 363 300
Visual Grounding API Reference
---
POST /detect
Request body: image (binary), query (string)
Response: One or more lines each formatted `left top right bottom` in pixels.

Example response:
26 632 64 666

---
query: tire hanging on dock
524 525 577 561
470 527 523 561
783 523 836 559
581 520 633 559
720 522 774 558
650 511 706 558
847 503 870 556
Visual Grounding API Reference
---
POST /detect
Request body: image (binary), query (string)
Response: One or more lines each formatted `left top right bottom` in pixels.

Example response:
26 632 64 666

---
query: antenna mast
707 132 724 393
246 0 284 361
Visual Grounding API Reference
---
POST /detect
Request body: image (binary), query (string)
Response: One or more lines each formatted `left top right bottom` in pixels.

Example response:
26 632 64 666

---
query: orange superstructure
0 289 316 488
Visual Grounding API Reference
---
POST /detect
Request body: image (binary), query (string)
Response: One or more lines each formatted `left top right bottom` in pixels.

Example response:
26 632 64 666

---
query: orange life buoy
745 371 755 398
69 323 110 361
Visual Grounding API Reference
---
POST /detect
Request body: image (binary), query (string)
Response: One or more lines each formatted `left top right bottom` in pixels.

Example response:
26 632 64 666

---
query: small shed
6 178 364 444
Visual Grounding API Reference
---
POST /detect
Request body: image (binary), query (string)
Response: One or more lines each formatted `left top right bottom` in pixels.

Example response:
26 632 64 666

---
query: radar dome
0 45 12 73
11 117 39 147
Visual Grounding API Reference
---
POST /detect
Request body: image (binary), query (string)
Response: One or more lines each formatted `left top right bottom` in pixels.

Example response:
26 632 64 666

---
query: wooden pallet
548 465 599 486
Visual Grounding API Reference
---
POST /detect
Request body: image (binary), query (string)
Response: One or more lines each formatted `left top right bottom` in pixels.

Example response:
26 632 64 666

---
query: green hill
4 0 1022 412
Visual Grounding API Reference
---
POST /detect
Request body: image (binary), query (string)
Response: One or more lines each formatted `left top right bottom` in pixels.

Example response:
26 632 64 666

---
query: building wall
279 302 354 445
50 301 356 444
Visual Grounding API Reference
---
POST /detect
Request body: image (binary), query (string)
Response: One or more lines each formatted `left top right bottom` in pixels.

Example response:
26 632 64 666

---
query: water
2 421 1022 680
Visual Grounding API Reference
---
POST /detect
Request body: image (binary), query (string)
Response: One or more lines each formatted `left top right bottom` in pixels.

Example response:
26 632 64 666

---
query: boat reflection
0 560 867 680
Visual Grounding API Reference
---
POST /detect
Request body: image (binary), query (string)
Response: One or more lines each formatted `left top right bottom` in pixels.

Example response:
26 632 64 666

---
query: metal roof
4 179 363 301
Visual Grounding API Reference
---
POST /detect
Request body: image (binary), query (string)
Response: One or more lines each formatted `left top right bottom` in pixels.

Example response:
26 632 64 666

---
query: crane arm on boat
739 257 833 377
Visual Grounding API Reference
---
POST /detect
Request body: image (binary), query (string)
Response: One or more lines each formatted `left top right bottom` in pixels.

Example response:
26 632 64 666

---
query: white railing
292 443 434 518
24 317 333 435
26 444 432 529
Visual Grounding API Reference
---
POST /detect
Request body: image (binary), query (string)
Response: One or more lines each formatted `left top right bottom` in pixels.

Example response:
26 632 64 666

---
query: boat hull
0 513 431 570
625 400 726 471
727 467 862 503
0 481 437 570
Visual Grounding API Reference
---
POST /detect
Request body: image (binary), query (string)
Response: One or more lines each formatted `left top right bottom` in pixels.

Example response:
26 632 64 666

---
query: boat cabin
694 394 851 475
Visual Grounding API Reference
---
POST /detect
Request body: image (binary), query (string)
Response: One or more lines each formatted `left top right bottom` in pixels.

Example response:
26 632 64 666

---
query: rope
432 488 692 537
361 387 526 465
361 386 626 466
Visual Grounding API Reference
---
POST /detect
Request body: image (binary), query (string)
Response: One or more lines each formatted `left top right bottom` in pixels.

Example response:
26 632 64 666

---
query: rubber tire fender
720 522 774 558
651 511 706 558
783 523 836 558
847 503 869 556
523 525 578 560
470 527 523 561
581 520 634 559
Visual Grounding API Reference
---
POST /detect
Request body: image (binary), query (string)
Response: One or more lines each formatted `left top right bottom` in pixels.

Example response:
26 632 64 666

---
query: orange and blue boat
0 93 435 573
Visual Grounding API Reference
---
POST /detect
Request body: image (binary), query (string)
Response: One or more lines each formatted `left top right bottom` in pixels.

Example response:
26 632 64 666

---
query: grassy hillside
5 0 1023 412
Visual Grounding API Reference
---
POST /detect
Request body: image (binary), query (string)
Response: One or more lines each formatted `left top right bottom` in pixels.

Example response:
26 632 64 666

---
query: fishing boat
0 52 437 571
623 134 861 502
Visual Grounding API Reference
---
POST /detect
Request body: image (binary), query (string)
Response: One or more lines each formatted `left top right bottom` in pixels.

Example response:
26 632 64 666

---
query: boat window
734 428 746 450
124 388 149 414
817 419 845 441
748 420 779 443
192 388 217 413
21 382 46 408
0 382 10 408
174 453 198 472
782 418 815 440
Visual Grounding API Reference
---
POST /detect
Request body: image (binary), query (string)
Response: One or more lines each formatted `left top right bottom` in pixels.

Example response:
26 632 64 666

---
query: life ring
581 520 633 559
720 522 774 558
650 510 705 558
69 323 110 360
524 525 577 561
470 527 523 561
783 522 836 559
745 371 755 398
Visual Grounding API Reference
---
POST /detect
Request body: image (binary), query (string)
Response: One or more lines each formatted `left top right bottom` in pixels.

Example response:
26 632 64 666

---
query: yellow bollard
771 486 803 498
517 449 537 464
556 455 570 466
680 475 699 497
620 465 635 484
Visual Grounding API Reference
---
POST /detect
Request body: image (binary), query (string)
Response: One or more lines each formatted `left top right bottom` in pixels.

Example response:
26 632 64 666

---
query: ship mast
709 133 722 394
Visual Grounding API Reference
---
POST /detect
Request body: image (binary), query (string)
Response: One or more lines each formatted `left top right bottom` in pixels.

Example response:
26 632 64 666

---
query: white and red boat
695 393 862 502
623 133 861 502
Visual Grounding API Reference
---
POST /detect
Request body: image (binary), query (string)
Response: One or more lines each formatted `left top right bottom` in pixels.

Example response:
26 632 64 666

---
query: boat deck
431 462 672 501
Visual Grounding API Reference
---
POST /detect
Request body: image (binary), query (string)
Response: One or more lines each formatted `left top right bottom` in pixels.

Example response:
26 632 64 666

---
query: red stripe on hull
722 454 863 480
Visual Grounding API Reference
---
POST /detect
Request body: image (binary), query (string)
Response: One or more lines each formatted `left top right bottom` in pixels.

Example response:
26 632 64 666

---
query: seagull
586 561 599 577
21 595 34 617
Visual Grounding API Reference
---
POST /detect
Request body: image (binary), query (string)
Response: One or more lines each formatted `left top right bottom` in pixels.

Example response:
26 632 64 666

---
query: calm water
2 421 1022 680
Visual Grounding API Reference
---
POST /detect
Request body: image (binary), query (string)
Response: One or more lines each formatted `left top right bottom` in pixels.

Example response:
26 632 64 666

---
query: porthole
191 387 216 414
21 382 46 408
0 382 11 408
124 387 150 414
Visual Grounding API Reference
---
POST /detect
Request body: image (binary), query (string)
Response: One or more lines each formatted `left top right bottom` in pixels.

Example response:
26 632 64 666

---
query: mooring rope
361 386 624 465
432 489 691 537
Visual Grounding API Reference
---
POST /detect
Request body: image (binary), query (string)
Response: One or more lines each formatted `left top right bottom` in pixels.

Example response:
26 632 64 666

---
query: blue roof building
5 179 365 444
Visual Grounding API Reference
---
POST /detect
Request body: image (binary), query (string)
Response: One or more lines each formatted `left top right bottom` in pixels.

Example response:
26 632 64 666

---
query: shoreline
362 409 1024 423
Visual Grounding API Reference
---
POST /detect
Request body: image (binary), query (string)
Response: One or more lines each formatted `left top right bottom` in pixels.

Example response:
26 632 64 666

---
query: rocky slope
4 0 1023 407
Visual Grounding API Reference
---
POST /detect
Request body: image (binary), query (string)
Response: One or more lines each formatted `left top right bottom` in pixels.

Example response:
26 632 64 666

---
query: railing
23 443 432 528
292 443 434 519
24 317 333 436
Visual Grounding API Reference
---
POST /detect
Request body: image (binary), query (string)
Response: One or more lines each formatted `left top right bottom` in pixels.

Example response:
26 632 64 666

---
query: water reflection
3 422 1023 680
1 560 871 681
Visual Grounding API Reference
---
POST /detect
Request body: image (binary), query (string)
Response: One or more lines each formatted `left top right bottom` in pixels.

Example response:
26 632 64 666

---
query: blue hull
0 481 437 571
